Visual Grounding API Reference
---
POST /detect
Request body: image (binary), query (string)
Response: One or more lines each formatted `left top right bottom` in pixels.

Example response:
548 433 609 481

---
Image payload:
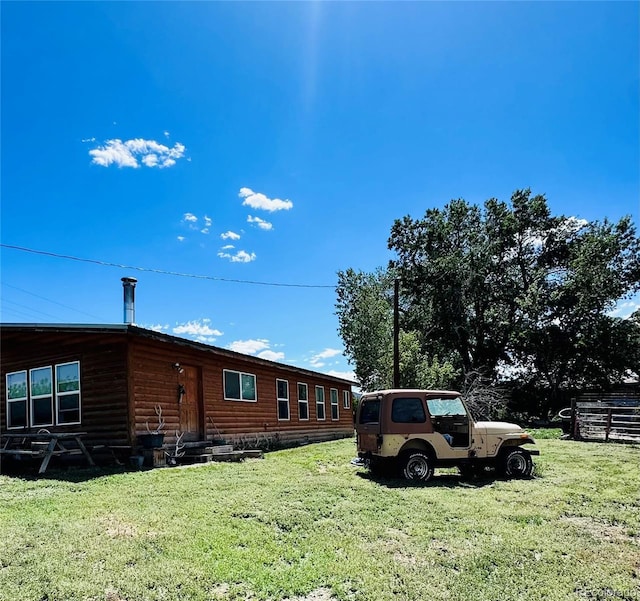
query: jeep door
356 395 382 452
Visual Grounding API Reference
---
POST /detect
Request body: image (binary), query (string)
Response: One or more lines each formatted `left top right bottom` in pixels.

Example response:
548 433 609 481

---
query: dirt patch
286 588 337 601
562 516 639 545
103 516 138 538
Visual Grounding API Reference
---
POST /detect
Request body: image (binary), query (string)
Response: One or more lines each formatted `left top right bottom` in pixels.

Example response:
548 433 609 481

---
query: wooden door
180 365 202 441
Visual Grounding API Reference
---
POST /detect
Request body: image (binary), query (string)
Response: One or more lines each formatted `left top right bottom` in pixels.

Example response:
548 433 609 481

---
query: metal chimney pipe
121 277 138 324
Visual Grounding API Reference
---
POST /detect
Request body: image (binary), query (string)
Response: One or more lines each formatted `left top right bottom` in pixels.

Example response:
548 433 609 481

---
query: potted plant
139 405 166 449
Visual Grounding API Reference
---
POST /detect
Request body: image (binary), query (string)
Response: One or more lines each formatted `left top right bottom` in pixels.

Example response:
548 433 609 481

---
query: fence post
605 407 612 443
571 398 578 440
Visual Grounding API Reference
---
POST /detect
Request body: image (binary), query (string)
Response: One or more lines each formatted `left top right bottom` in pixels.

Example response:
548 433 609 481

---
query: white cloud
89 138 186 168
247 215 273 231
220 244 235 250
258 350 286 361
221 231 241 241
143 323 169 332
200 228 210 235
228 339 270 354
310 348 342 367
177 236 185 242
204 216 212 227
239 187 293 212
173 319 223 338
183 213 197 223
218 249 256 263
324 370 357 383
142 154 159 167
164 131 170 138
227 340 286 362
609 296 640 319
81 137 96 143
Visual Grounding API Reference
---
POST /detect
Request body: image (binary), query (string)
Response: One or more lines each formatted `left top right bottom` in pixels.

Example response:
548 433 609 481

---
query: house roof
0 323 357 386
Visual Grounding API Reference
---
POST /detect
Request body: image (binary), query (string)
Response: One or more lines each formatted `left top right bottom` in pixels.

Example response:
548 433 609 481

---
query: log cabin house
1 323 356 456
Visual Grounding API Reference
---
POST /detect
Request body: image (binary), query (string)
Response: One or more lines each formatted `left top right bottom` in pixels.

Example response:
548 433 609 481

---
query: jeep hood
475 421 526 435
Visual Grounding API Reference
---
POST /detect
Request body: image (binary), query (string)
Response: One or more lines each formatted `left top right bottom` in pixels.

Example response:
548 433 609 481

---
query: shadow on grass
355 469 518 489
0 457 136 482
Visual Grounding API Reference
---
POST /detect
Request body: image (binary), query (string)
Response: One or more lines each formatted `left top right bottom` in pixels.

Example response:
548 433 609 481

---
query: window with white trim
330 388 339 420
315 386 325 420
6 361 81 428
277 379 289 420
56 362 81 425
6 371 27 429
224 369 257 402
297 383 309 420
30 366 54 427
343 390 351 409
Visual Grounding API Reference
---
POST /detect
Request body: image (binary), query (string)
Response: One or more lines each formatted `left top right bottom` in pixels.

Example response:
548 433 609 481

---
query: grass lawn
0 432 638 601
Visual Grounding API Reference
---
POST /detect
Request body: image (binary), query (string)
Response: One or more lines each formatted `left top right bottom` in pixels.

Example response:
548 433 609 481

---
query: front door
179 365 202 441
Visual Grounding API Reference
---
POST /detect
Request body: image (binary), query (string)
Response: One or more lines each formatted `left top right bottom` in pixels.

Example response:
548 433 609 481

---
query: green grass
1 438 639 601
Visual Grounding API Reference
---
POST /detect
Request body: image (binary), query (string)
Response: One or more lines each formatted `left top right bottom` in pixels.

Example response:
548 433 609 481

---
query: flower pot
139 433 165 449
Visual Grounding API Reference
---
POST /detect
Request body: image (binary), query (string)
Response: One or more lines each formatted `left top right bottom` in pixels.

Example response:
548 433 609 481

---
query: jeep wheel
501 448 533 479
402 451 434 482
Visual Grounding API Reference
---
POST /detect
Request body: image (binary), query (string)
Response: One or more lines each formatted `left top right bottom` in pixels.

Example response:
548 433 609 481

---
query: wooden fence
571 400 640 443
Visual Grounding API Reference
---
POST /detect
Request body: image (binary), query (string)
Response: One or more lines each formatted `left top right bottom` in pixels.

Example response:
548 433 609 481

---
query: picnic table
0 431 95 474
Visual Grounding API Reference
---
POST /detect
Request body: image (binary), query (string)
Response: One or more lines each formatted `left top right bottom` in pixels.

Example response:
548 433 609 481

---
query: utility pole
393 278 400 388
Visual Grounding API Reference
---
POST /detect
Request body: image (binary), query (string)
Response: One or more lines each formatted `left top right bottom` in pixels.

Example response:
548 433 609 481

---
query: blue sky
1 1 638 381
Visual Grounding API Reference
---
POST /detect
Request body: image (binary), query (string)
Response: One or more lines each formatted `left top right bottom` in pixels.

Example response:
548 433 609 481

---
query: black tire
500 448 533 479
402 451 434 482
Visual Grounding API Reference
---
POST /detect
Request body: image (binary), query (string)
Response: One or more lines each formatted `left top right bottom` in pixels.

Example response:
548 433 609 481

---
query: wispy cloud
81 137 96 143
228 339 270 354
173 319 223 343
227 339 286 362
247 215 273 231
183 213 197 223
325 370 356 382
609 296 640 319
310 348 342 368
239 187 293 212
218 249 256 263
258 350 285 361
89 138 186 168
204 216 212 227
142 323 169 333
177 236 185 242
221 231 241 241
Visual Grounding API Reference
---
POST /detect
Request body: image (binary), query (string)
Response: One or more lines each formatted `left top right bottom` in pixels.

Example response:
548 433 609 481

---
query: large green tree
336 190 640 412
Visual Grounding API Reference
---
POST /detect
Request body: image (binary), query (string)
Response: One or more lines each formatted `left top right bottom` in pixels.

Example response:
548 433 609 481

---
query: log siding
2 324 355 453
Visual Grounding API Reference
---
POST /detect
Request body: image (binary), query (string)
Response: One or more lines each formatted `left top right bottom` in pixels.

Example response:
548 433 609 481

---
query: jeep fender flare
398 439 436 460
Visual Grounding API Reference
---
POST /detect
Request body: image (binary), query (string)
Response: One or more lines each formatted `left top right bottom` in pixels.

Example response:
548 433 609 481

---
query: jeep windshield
426 397 466 417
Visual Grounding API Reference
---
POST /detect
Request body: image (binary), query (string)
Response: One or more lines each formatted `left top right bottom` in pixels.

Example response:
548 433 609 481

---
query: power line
1 282 108 321
0 244 337 289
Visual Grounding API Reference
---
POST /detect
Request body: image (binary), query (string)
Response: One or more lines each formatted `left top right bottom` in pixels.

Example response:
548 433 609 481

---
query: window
297 383 309 420
30 366 54 427
224 370 257 402
56 362 81 425
359 398 380 424
6 361 82 428
330 388 339 420
392 397 426 423
343 390 351 410
315 386 325 420
6 371 27 429
277 379 289 421
426 397 466 417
